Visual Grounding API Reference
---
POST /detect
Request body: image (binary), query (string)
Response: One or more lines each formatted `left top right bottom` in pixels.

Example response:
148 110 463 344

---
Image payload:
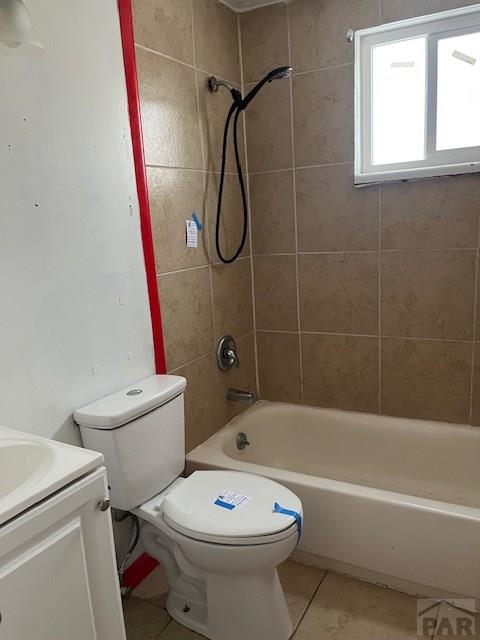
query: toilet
74 375 302 640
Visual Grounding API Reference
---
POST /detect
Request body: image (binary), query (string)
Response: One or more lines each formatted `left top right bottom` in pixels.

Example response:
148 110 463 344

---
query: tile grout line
156 256 251 279
250 248 478 256
190 0 219 369
377 0 383 416
256 328 475 344
468 211 480 424
144 163 240 176
378 185 382 414
248 161 352 175
291 570 329 639
287 1 304 403
168 331 255 375
134 43 240 88
238 11 261 399
246 61 354 86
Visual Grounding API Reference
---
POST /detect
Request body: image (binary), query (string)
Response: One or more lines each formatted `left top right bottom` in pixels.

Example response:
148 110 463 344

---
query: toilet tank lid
74 375 186 430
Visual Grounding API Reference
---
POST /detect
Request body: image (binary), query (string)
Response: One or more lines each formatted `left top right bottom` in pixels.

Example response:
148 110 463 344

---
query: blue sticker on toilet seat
214 490 252 510
273 502 302 541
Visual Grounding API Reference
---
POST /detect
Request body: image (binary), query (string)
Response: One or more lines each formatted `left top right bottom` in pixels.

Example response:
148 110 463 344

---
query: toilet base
167 568 292 640
139 520 295 640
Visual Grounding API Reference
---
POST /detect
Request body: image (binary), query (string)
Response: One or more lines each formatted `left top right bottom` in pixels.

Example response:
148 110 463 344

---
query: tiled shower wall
132 0 256 451
241 0 480 425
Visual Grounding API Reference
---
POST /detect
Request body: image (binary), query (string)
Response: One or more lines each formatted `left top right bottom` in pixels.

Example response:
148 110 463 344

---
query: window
355 5 480 185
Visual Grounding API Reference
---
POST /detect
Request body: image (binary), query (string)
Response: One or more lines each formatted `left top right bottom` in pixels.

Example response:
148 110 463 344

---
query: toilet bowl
74 375 303 640
134 471 301 640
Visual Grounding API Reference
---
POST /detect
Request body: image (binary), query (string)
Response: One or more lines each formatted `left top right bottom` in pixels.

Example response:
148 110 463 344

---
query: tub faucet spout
226 388 256 406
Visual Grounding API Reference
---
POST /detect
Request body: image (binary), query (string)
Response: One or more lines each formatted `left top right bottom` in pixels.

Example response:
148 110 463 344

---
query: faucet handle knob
217 335 239 371
225 348 239 368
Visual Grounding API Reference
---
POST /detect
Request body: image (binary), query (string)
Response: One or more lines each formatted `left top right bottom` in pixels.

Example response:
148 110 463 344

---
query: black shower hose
215 102 249 264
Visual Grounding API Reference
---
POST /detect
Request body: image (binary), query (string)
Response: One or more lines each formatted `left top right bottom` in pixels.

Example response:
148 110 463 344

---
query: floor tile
123 597 171 640
157 620 204 639
294 573 423 639
132 564 169 609
278 559 325 628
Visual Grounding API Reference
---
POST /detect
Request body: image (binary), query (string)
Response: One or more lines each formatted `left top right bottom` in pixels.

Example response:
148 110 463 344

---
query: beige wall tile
290 0 379 72
302 334 379 413
296 164 378 252
193 0 240 84
299 253 378 335
132 0 193 64
218 332 257 421
381 176 480 250
254 255 298 331
158 267 213 370
136 49 202 169
476 259 480 338
245 79 293 172
175 353 222 453
148 168 208 273
250 170 296 255
381 250 476 340
293 65 353 167
205 172 249 262
196 70 245 174
295 572 418 640
240 4 289 84
381 338 472 423
381 0 479 22
257 331 302 403
211 257 253 339
471 343 480 426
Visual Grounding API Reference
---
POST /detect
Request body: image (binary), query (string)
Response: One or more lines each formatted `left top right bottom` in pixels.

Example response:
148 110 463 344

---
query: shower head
240 66 293 110
266 66 293 82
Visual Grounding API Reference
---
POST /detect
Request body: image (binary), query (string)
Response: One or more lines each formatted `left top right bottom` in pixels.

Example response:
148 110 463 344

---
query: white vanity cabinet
0 467 126 640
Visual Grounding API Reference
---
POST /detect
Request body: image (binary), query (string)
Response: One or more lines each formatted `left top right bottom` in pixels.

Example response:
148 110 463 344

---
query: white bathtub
186 401 480 600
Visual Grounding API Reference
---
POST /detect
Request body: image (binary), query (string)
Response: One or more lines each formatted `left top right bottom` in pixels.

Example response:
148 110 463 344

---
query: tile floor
123 560 480 639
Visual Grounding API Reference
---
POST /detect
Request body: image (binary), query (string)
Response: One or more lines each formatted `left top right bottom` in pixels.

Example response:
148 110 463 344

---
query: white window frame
355 4 480 185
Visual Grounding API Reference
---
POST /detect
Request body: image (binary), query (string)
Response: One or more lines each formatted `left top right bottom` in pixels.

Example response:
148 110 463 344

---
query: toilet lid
161 470 302 545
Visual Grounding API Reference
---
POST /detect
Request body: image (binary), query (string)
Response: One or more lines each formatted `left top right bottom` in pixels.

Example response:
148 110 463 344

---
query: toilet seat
160 470 302 546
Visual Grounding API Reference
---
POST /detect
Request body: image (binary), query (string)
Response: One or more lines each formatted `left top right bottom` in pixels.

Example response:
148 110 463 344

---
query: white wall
0 0 155 444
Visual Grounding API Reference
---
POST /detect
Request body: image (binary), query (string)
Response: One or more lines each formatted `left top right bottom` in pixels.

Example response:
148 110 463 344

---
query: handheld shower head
240 66 293 110
266 66 293 82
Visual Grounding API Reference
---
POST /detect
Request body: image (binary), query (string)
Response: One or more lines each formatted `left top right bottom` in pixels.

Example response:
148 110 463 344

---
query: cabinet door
0 518 97 640
0 468 126 640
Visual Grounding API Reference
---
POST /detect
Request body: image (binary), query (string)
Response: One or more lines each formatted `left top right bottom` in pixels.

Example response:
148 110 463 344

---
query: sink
0 425 103 526
0 440 53 499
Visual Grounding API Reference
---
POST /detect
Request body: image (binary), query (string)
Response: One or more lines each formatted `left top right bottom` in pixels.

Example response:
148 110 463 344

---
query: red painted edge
123 552 159 590
118 0 167 375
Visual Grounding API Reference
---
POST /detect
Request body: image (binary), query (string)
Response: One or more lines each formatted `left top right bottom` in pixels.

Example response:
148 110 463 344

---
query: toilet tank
74 375 186 511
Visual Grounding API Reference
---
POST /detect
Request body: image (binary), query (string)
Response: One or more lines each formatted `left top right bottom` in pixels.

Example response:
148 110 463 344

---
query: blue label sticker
214 499 235 510
214 490 252 511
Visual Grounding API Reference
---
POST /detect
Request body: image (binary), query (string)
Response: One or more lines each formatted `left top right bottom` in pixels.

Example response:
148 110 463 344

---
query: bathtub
186 401 480 601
